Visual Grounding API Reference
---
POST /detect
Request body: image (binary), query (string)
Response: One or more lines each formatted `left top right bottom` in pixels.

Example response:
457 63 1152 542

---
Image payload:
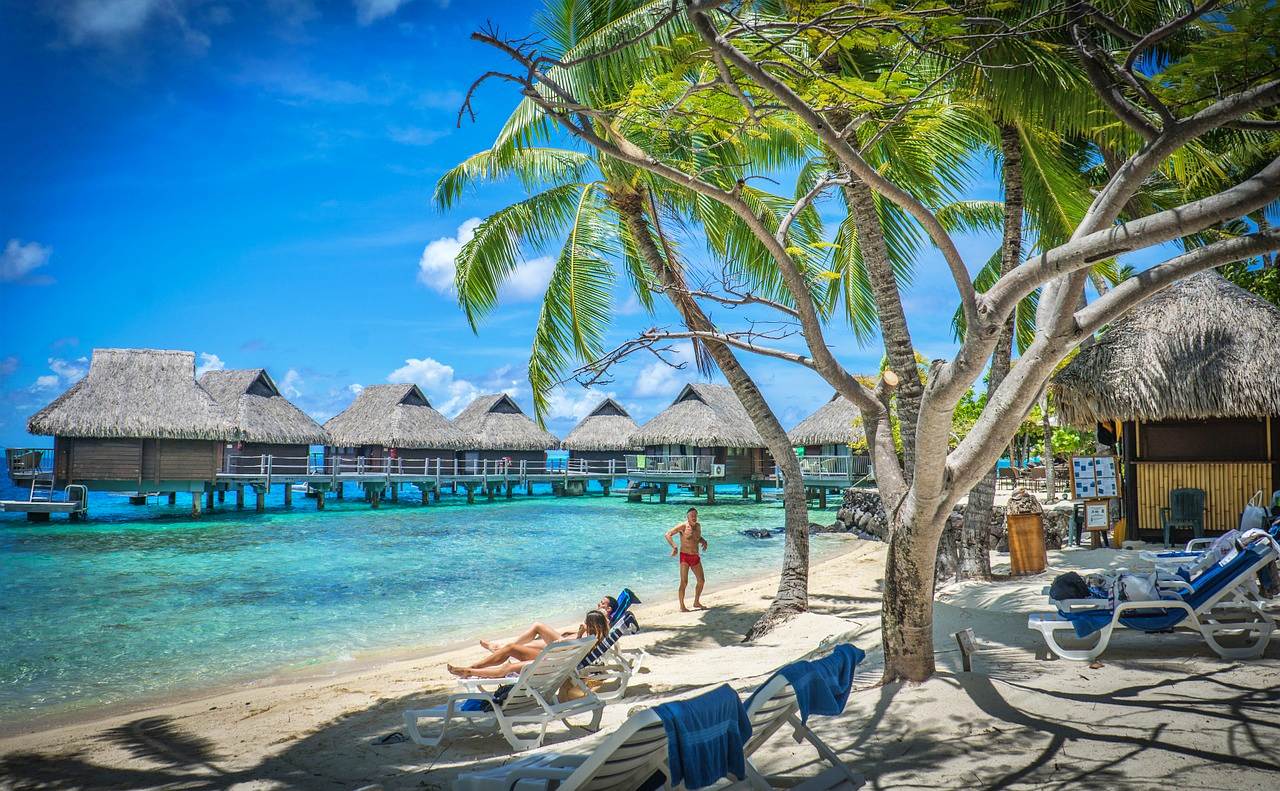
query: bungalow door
464 451 479 475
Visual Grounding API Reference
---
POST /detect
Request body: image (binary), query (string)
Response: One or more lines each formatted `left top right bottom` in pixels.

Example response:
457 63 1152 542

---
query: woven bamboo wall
1135 461 1271 533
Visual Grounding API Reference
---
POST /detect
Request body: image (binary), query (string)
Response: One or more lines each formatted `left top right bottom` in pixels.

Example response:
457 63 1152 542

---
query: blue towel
748 643 865 724
612 588 639 624
654 684 752 790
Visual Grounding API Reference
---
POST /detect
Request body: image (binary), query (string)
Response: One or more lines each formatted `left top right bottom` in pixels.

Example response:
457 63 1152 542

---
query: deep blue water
0 475 833 723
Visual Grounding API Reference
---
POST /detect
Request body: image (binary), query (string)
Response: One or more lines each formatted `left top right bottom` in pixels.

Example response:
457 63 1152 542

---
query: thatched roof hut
561 398 640 452
1052 271 1280 426
323 384 467 449
788 394 865 448
631 383 764 447
451 393 559 451
28 348 236 440
199 369 329 446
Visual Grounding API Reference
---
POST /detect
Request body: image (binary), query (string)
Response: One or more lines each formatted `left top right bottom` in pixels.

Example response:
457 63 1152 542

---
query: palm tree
435 0 828 637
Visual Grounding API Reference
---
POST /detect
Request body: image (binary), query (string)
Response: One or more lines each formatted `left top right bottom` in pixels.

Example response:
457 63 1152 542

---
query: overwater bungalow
787 394 872 504
627 383 770 503
323 384 468 501
1051 272 1280 541
26 348 237 515
450 393 559 475
561 398 640 468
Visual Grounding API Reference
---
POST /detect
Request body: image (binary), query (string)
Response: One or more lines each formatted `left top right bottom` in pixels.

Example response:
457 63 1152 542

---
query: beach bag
1240 491 1268 533
1115 573 1161 603
1049 571 1091 601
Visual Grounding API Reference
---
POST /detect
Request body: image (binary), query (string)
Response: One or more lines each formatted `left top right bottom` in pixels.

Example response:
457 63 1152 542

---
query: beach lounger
403 637 604 752
1028 533 1280 661
577 611 647 702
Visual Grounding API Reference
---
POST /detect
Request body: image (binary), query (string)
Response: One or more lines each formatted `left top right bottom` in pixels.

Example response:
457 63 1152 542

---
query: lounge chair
403 637 604 751
742 671 862 790
1028 533 1280 661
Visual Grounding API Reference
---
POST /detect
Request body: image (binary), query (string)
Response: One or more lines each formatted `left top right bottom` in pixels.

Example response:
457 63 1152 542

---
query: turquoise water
0 480 833 724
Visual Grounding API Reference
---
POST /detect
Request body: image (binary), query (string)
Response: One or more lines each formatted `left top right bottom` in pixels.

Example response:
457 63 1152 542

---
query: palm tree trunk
841 179 923 483
958 123 1023 581
612 186 809 638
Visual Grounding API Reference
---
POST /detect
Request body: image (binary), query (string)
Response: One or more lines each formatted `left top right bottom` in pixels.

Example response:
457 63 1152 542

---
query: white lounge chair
403 637 604 752
742 673 861 790
454 706 670 791
1029 534 1279 662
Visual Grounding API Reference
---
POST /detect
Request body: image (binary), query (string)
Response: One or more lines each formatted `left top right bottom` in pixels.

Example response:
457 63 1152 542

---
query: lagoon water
0 480 833 724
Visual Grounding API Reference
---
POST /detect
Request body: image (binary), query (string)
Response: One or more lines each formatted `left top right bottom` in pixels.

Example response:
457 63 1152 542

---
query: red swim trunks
679 552 701 567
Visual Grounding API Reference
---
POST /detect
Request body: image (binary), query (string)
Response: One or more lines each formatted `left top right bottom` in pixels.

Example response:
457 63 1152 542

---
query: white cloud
632 343 693 398
347 383 364 395
417 218 480 293
386 357 480 416
31 356 88 391
353 0 412 25
388 125 449 146
195 352 225 377
1 239 52 283
280 368 303 398
64 0 161 42
416 220 555 302
543 387 616 421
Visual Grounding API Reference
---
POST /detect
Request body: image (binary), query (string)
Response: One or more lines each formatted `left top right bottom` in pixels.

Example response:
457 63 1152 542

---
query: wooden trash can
1007 513 1047 575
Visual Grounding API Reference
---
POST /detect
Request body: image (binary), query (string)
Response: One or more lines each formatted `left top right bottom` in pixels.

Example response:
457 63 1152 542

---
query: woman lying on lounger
447 610 608 679
477 595 617 654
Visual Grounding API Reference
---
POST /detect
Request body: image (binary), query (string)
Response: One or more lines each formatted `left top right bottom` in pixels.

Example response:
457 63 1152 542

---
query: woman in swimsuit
477 595 616 653
447 610 608 679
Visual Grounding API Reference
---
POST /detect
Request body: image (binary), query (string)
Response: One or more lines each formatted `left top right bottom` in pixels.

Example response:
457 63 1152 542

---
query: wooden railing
625 454 717 476
5 447 54 480
221 455 625 480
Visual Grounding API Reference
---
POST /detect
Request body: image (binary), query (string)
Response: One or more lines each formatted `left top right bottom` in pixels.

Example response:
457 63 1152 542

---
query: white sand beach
1 537 1277 790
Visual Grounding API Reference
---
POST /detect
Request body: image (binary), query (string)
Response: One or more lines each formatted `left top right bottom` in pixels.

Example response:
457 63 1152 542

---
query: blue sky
0 0 1170 447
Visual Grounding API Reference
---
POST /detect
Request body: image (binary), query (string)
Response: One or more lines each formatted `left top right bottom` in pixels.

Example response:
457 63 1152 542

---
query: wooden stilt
505 480 513 499
217 489 225 503
819 488 828 509
284 483 293 507
659 483 668 504
370 486 381 509
191 492 202 518
205 488 215 510
167 492 177 505
707 485 716 505
390 483 399 503
487 486 495 502
255 487 265 512
526 481 533 496
129 495 147 505
336 483 345 500
432 487 441 503
742 485 749 498
316 489 325 510
602 482 610 497
754 484 763 503
466 486 475 504
236 486 245 509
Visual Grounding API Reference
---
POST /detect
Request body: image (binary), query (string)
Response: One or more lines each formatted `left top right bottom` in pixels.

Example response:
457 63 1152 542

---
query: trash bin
1006 513 1047 575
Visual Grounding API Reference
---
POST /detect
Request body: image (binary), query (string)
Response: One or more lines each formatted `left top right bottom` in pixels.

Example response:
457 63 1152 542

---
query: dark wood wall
57 437 220 487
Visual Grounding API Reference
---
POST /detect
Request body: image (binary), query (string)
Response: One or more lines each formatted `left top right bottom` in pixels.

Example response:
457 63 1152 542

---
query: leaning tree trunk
882 502 948 682
958 123 1024 581
613 186 810 637
843 179 923 482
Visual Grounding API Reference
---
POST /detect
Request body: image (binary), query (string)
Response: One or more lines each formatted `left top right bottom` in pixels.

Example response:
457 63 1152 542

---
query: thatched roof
28 348 237 440
323 384 468 449
788 394 866 447
1052 271 1280 425
199 369 330 446
631 383 764 448
451 393 559 451
561 398 641 451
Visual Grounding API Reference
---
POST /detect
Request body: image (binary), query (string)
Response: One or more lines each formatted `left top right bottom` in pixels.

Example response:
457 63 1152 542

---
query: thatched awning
631 383 764 448
324 384 467 449
561 398 640 451
200 369 330 446
451 393 559 451
788 394 865 447
1052 271 1280 426
28 348 237 440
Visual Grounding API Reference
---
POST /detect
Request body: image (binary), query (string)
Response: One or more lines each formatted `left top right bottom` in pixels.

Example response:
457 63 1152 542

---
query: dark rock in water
742 528 775 539
807 521 845 534
835 488 889 539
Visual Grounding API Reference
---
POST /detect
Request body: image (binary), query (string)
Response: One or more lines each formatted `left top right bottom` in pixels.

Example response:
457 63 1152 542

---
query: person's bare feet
479 639 498 652
680 606 691 612
446 664 468 677
693 602 707 610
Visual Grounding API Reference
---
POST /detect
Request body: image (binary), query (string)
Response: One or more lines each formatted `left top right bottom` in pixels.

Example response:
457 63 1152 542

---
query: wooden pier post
432 487 441 503
390 483 399 503
754 484 763 503
167 492 176 505
369 486 382 509
466 485 475 505
284 483 293 507
316 488 325 510
191 492 202 518
205 488 215 510
336 482 344 500
659 483 668 504
526 481 533 496
741 485 749 498
818 488 828 509
707 485 716 505
487 485 495 503
236 485 245 509
217 489 225 503
129 494 147 505
601 481 610 497
255 487 266 512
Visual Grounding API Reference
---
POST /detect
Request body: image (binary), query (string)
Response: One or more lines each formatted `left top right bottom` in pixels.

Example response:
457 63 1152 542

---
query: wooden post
217 489 225 503
819 487 828 509
316 488 325 510
707 485 716 505
659 483 668 504
336 482 344 500
236 486 245 509
191 491 202 518
742 484 749 498
167 492 176 505
754 484 763 503
129 494 147 505
205 488 215 510
255 487 265 512
487 485 495 502
466 485 475 505
370 486 381 509
390 483 399 503
284 482 293 507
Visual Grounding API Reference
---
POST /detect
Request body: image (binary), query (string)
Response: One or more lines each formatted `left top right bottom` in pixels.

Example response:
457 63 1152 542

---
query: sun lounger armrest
1156 578 1193 593
1184 538 1215 552
495 765 580 790
458 678 513 693
1053 597 1111 612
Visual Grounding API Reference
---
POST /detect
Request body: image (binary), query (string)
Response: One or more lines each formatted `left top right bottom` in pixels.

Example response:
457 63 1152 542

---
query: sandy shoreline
2 537 1278 790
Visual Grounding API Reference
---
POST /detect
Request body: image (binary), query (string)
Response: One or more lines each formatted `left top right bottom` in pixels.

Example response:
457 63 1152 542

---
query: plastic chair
1161 487 1206 547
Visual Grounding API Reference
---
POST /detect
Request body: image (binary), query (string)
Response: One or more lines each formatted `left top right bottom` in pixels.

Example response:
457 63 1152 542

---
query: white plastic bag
1116 573 1161 602
1240 490 1268 533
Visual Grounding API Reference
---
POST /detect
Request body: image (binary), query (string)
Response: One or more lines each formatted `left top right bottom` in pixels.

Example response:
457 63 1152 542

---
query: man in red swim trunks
666 507 708 611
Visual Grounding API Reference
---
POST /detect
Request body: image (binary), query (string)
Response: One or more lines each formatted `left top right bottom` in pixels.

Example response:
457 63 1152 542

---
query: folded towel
654 684 752 790
612 588 640 624
581 611 639 668
754 643 864 724
459 684 512 712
